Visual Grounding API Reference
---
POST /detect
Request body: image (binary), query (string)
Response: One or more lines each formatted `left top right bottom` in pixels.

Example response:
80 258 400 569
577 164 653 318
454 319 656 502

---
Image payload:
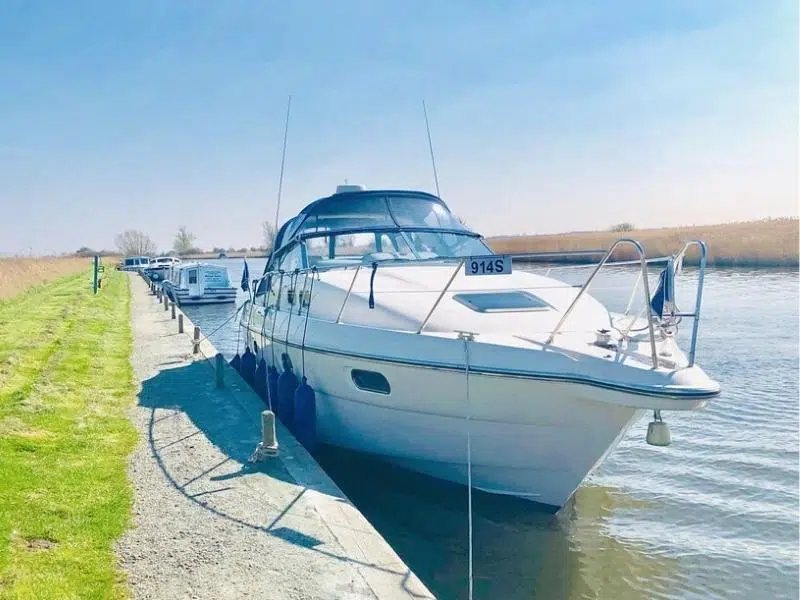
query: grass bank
0 269 137 599
487 218 799 267
0 258 95 300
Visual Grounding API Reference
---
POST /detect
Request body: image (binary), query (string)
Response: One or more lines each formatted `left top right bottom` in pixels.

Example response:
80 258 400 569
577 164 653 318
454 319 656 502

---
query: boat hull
255 335 647 508
162 283 237 305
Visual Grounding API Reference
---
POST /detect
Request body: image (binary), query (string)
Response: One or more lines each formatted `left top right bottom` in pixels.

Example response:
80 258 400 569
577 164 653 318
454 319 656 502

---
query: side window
188 270 198 284
306 236 331 266
335 233 376 257
279 245 303 272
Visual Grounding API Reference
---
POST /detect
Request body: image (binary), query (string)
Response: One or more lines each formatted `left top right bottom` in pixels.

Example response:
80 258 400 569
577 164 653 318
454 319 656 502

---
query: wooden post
171 302 176 319
193 326 200 354
215 353 225 388
178 313 184 334
163 295 169 311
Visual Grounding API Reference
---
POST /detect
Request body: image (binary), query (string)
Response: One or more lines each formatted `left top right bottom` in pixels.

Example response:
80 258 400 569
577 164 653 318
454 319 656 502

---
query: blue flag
241 258 250 292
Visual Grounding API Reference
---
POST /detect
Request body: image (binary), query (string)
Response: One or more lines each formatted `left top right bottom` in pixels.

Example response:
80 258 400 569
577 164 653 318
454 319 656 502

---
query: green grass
0 270 137 600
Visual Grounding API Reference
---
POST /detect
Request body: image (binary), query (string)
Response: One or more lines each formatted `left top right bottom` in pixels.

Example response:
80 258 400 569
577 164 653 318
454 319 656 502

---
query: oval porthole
351 369 390 395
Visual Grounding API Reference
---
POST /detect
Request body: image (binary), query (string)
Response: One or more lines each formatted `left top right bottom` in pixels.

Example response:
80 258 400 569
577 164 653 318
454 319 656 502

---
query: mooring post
193 326 200 354
178 313 184 334
156 289 161 301
170 302 176 319
163 296 169 311
263 411 279 453
215 353 225 388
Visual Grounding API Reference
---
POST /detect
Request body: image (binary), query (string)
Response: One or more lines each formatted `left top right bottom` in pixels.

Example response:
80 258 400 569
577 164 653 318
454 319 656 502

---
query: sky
0 0 797 255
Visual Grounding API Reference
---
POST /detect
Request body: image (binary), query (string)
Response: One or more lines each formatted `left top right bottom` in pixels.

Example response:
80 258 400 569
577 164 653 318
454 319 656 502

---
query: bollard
253 410 279 460
193 326 200 354
171 302 176 319
178 313 184 334
156 290 161 301
215 353 225 388
163 295 169 311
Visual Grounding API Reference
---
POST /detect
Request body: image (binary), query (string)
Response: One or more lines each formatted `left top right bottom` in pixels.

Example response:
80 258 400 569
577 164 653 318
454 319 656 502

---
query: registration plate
464 255 512 276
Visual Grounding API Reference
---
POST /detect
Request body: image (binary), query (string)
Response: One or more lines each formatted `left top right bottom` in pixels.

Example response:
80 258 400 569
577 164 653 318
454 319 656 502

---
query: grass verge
0 269 136 600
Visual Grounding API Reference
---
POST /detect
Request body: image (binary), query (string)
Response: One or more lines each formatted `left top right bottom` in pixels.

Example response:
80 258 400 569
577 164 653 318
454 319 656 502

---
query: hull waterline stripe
247 329 720 401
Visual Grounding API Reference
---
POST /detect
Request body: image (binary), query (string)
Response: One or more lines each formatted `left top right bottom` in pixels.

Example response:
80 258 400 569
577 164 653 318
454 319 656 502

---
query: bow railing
250 239 709 369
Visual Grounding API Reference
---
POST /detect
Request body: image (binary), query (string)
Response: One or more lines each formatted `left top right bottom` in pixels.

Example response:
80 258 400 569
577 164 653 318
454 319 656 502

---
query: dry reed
487 218 799 267
0 257 93 300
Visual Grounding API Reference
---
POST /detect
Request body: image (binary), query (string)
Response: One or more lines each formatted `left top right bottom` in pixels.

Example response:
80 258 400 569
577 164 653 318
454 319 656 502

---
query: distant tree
75 246 96 257
115 230 157 256
173 226 197 255
609 222 635 232
262 221 276 251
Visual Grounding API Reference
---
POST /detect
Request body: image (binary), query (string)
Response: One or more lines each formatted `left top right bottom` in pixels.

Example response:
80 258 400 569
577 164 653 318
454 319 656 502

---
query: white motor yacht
240 185 720 510
162 262 237 306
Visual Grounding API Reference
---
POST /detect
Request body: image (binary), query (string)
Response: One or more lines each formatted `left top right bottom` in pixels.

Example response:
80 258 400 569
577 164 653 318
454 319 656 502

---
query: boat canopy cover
272 190 473 255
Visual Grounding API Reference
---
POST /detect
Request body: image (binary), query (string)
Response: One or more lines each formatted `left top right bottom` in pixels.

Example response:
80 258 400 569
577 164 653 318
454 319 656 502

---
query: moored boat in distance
119 255 151 272
239 184 721 511
162 261 237 306
143 256 181 282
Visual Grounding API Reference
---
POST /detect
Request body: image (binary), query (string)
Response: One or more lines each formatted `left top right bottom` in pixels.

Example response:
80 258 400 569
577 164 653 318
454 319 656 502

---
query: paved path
116 274 434 600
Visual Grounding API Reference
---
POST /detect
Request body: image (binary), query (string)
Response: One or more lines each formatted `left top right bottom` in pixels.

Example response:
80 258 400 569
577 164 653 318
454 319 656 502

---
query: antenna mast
274 95 292 234
422 100 441 197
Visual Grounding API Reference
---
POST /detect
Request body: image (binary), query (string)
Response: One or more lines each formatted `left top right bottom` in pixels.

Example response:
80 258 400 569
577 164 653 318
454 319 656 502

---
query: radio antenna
422 100 441 198
274 95 292 233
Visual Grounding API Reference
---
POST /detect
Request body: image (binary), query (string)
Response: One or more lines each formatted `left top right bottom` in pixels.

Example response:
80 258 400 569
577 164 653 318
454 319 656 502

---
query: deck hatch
453 291 553 313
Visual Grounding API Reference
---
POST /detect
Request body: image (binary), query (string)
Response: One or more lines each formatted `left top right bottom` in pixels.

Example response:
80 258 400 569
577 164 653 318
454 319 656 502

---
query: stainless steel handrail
545 239 659 368
336 264 362 323
672 240 707 367
416 259 466 334
252 241 710 369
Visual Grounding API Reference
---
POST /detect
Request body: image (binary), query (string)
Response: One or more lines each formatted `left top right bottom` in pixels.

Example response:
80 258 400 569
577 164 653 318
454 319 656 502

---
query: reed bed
0 257 93 300
487 218 799 267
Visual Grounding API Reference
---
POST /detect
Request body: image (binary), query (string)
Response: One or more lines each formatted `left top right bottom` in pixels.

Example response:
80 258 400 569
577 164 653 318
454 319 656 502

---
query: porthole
351 369 391 395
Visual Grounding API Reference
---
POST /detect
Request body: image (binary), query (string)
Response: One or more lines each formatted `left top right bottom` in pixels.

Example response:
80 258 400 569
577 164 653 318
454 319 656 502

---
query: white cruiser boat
240 185 720 510
162 262 237 306
143 256 181 282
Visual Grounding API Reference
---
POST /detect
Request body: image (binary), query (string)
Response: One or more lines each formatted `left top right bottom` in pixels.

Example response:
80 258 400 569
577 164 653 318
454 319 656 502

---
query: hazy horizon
1 1 797 255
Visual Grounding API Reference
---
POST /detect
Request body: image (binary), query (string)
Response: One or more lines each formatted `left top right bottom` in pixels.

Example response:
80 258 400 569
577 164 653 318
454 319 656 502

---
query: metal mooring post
170 302 176 319
215 354 225 388
193 326 200 354
178 313 184 334
92 256 99 294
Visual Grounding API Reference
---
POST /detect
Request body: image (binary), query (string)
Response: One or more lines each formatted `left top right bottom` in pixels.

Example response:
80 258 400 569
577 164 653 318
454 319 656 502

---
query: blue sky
0 0 796 255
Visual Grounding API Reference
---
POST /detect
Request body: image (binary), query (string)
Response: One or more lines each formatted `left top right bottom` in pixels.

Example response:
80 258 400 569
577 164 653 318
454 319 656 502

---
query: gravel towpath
116 274 434 600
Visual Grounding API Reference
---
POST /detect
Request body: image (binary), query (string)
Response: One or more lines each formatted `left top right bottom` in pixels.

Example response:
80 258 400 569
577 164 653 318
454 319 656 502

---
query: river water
182 259 799 600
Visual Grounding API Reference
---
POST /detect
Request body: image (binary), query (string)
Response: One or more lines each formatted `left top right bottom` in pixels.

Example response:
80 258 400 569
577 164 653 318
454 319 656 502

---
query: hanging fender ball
267 365 279 413
240 346 256 387
277 357 299 432
253 358 267 402
293 377 317 452
229 353 242 374
646 411 672 447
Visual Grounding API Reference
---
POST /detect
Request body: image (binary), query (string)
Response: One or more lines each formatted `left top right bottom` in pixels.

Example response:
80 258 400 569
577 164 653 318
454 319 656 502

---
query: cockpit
267 188 492 273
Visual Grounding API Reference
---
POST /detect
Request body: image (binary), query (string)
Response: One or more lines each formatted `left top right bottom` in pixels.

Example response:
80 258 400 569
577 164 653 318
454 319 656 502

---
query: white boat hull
251 331 659 509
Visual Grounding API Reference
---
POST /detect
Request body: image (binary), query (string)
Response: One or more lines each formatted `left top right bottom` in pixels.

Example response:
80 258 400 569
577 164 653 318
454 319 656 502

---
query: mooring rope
300 268 317 377
461 333 475 600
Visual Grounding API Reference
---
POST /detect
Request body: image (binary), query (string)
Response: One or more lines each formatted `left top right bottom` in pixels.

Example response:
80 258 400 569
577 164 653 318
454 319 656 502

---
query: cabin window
188 270 198 285
351 369 391 394
277 245 303 272
453 291 553 313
